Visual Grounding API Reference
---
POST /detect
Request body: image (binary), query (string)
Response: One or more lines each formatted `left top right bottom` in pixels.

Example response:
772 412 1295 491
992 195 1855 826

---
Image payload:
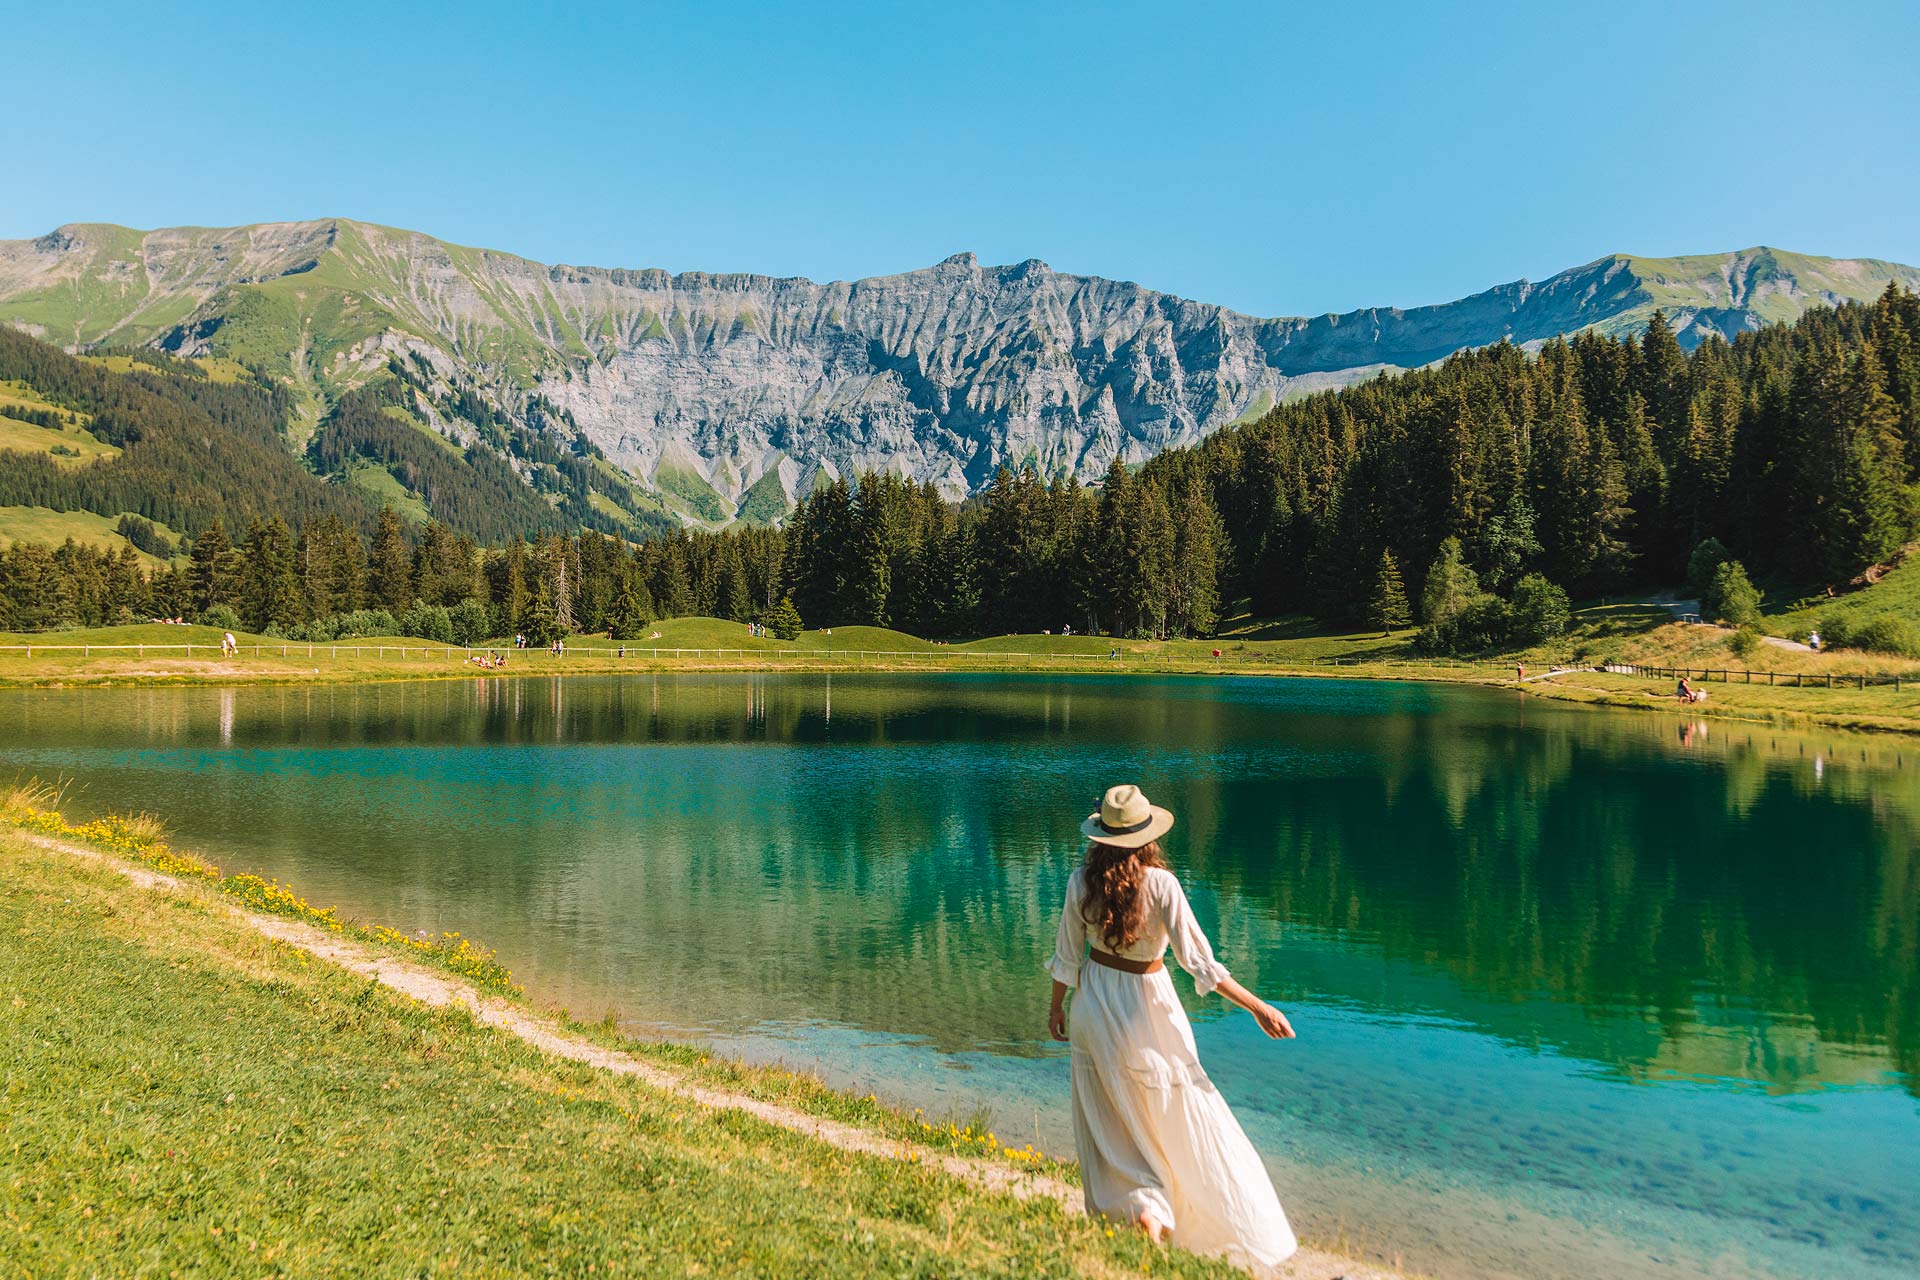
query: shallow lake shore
4 627 1917 737
0 802 1410 1279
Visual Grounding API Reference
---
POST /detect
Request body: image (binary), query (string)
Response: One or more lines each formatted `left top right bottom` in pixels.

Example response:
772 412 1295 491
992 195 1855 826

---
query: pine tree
1830 343 1912 575
1365 549 1411 635
1435 384 1480 542
1168 476 1224 637
651 538 692 618
187 517 241 615
1419 536 1479 626
1638 308 1691 455
369 507 413 613
715 540 751 622
608 572 653 640
1083 459 1136 635
502 538 531 631
766 595 804 641
240 516 302 632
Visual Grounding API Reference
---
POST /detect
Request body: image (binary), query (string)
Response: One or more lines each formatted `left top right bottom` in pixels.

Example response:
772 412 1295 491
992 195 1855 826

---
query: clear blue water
3 673 1914 1278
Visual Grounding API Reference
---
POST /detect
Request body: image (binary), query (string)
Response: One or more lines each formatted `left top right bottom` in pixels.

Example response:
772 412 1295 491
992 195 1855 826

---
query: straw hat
1080 784 1174 849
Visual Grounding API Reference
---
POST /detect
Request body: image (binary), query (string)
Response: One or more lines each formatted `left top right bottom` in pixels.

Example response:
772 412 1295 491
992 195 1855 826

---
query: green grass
0 506 175 570
8 604 1920 737
653 461 733 526
381 402 464 455
0 827 1237 1279
0 414 118 466
735 463 793 526
1767 553 1920 647
0 379 90 420
343 459 431 524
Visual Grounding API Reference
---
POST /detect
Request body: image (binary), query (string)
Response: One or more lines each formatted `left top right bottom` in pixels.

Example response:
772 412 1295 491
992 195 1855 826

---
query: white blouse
1048 866 1233 996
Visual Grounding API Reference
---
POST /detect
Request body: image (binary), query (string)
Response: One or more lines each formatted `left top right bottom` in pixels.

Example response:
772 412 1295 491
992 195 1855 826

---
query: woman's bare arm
1214 975 1295 1039
1048 979 1070 1040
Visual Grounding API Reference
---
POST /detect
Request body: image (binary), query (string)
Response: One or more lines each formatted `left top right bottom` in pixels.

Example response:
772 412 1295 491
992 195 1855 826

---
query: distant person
221 631 237 657
1808 631 1821 651
1047 785 1298 1269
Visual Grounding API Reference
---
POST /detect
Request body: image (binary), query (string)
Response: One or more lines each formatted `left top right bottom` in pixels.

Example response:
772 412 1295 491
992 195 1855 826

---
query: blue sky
7 1 1917 317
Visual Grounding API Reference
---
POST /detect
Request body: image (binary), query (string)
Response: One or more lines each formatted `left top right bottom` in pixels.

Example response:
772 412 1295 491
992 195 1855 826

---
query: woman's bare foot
1138 1214 1170 1245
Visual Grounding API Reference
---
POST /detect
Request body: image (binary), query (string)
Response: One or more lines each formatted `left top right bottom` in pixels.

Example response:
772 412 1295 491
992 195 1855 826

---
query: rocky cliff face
2 221 1914 525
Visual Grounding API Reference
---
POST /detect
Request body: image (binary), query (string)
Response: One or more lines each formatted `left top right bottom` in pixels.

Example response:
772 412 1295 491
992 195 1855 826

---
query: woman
1047 784 1299 1273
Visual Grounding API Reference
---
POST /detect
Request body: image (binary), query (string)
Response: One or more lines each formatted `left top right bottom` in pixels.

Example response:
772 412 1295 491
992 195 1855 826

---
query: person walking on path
1046 784 1299 1273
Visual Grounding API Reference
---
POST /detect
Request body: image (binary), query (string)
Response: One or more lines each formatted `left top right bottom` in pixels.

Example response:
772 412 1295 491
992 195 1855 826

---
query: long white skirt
1069 963 1298 1274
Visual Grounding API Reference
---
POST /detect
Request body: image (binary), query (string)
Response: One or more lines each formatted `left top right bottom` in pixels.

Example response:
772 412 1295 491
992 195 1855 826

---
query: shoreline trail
19 828 1404 1280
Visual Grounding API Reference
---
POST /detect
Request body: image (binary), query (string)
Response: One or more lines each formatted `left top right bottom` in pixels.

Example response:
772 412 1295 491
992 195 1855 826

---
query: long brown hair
1080 840 1165 949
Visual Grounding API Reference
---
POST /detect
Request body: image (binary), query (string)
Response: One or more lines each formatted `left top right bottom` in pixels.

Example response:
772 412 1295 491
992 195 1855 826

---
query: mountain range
3 220 1916 530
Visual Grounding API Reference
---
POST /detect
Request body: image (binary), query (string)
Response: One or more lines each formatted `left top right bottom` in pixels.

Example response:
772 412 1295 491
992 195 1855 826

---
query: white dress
1048 866 1298 1274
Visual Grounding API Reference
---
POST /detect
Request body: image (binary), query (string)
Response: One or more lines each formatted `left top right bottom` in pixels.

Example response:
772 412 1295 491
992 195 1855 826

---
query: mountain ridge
3 220 1915 529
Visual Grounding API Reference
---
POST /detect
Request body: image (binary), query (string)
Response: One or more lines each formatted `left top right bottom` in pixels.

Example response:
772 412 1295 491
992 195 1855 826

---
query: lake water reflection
3 673 1914 1278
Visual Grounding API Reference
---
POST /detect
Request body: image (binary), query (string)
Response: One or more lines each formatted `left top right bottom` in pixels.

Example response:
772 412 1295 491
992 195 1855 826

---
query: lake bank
0 800 1403 1279
5 619 1920 736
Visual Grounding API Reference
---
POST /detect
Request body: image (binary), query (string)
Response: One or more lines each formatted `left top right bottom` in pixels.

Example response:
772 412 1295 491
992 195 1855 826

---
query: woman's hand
1250 1002 1295 1040
1048 1001 1069 1041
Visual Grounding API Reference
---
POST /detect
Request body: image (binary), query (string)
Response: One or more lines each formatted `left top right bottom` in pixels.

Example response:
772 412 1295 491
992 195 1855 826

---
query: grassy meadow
0 799 1283 1280
0 506 179 571
4 594 1920 734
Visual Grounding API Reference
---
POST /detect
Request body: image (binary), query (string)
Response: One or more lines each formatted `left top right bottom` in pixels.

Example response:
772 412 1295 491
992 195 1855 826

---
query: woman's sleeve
1162 872 1232 997
1046 873 1086 989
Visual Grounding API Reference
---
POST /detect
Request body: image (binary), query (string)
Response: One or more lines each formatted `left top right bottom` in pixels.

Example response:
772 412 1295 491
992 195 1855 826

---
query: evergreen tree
1166 475 1224 637
651 538 692 618
608 572 653 640
766 595 804 641
1638 308 1691 454
501 538 531 631
1365 549 1411 635
1420 536 1479 626
715 540 752 623
240 516 302 632
187 517 241 614
1830 343 1913 574
369 507 413 613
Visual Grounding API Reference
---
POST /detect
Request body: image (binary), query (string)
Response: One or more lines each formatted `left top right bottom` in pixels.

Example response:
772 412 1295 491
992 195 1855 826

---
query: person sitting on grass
1677 676 1706 704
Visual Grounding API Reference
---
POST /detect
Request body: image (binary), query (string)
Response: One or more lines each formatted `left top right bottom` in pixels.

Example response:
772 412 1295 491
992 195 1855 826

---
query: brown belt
1087 948 1164 975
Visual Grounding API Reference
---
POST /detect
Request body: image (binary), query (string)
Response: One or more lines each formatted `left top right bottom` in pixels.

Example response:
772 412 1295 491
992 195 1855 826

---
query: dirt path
21 830 1398 1280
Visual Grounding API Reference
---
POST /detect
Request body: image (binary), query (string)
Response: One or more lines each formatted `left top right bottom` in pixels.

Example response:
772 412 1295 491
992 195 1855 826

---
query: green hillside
6 219 1915 542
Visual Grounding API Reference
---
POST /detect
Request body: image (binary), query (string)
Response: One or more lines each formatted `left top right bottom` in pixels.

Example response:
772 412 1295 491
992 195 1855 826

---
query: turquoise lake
2 673 1914 1278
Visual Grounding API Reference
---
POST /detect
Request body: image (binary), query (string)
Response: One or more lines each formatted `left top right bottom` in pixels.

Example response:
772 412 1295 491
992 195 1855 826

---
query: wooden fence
1591 662 1905 691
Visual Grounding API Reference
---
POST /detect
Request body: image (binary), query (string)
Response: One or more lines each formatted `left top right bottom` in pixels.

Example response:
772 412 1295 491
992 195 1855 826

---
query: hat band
1099 815 1154 836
